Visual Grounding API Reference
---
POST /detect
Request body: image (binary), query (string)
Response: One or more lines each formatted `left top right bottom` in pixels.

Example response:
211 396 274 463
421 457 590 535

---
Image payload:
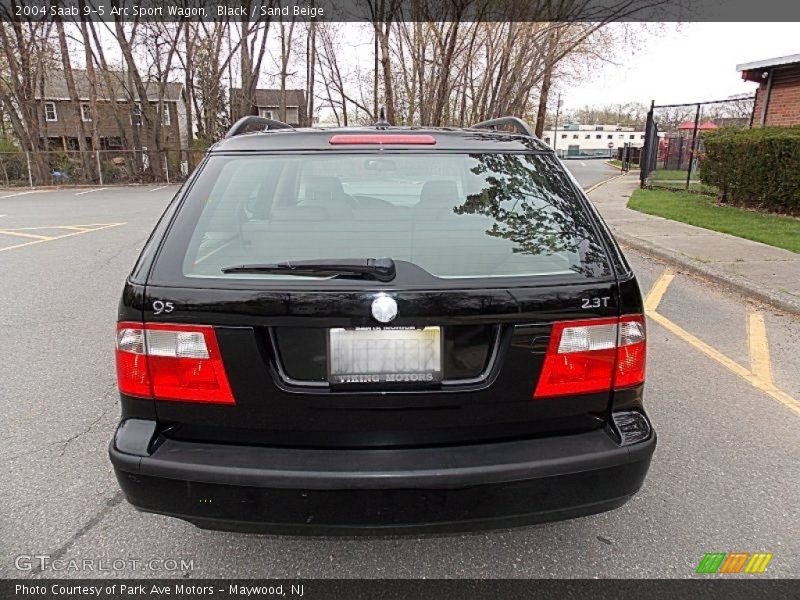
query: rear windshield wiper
221 258 396 282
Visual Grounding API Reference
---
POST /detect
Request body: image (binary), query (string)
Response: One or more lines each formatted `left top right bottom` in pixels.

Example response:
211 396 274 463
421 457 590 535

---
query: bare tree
0 15 56 183
563 102 650 129
277 13 296 123
364 0 671 129
366 0 403 122
183 21 240 142
316 23 375 126
83 15 138 176
305 21 316 127
183 19 196 156
110 16 183 179
78 4 101 163
236 3 274 120
54 16 96 180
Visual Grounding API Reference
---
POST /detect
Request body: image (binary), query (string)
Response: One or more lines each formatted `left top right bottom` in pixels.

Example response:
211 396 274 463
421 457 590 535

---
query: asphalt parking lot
1 164 798 579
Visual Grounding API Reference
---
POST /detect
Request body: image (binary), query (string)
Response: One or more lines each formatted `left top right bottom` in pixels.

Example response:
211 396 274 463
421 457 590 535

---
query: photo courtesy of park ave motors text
0 0 798 592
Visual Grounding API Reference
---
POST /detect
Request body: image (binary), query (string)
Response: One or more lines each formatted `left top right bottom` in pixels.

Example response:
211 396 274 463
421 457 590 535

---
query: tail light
116 322 234 404
329 134 436 145
534 315 646 399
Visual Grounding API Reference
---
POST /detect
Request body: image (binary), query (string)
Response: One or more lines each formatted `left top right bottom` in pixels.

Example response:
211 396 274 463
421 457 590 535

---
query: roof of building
35 70 184 102
212 126 552 153
677 120 718 131
230 88 307 108
546 124 639 132
736 54 800 73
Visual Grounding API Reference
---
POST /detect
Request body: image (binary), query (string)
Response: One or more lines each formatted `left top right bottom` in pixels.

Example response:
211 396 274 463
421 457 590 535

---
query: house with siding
230 88 308 127
34 70 187 152
738 54 800 127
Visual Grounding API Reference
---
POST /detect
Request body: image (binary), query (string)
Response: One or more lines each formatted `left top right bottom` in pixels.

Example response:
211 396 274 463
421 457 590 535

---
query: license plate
328 327 442 384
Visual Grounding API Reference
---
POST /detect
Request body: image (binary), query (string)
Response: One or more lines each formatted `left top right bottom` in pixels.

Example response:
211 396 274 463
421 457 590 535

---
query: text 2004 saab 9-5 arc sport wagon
109 115 656 534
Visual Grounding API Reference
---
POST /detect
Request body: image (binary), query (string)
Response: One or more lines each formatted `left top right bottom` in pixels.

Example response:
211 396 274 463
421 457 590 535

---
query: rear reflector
329 134 436 145
116 322 234 404
534 315 646 399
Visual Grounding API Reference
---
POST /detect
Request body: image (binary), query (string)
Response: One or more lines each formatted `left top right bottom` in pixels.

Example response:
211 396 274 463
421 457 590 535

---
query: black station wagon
110 116 656 533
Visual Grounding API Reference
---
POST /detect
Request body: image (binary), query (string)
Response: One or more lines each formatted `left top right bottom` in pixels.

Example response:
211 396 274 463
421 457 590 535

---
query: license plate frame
327 326 443 385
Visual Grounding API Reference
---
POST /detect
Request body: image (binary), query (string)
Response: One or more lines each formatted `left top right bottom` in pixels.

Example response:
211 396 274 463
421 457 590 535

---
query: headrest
306 176 346 199
418 180 459 209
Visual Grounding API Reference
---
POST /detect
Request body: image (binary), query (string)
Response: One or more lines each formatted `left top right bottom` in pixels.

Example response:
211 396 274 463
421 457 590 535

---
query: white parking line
0 190 40 199
149 185 168 192
74 187 108 196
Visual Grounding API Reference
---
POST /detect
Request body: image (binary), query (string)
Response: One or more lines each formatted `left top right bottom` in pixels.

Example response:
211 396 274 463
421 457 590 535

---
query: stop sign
607 142 615 149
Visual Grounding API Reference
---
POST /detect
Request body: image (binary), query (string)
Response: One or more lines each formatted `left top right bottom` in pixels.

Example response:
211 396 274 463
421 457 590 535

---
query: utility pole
552 92 562 157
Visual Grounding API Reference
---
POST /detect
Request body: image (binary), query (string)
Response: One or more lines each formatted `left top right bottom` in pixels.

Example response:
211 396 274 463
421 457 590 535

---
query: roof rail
470 116 537 138
225 115 294 138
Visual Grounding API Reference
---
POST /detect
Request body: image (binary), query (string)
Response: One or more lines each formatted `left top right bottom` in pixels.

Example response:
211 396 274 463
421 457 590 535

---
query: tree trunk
239 19 253 119
306 21 316 127
534 29 558 138
430 21 461 126
86 18 136 178
55 19 95 183
373 27 379 117
279 18 296 124
184 21 195 168
78 3 102 180
377 21 395 123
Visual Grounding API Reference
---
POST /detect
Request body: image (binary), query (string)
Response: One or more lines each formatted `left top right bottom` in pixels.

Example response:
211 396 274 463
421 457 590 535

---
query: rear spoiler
226 116 294 138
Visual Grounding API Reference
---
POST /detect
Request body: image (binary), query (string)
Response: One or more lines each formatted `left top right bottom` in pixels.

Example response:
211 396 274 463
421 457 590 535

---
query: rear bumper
109 416 656 535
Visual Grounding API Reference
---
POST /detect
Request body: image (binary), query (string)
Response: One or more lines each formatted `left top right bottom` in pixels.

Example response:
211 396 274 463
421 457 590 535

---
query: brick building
738 54 800 127
34 70 187 151
230 88 308 127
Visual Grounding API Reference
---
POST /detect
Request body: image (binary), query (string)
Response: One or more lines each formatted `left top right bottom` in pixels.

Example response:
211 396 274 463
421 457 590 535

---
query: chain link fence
640 96 755 192
0 149 204 188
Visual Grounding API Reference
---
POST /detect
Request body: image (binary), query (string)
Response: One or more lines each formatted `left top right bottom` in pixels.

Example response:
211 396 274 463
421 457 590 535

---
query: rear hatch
124 145 640 448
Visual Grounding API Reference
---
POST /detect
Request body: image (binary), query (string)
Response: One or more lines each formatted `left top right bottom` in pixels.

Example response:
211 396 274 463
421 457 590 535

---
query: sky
557 22 800 111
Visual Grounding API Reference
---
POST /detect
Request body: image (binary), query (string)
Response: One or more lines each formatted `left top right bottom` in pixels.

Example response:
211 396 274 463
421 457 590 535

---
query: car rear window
164 152 610 283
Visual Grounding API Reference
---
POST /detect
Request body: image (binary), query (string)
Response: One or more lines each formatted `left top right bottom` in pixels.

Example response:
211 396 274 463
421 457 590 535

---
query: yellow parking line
747 313 773 385
648 311 755 381
67 223 123 229
747 312 800 416
760 379 800 416
0 222 125 254
644 268 675 312
644 268 800 417
0 229 54 240
1 224 109 231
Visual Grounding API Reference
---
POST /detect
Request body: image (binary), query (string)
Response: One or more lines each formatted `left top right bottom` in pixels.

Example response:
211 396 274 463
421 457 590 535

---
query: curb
584 172 627 194
587 175 800 317
614 233 800 316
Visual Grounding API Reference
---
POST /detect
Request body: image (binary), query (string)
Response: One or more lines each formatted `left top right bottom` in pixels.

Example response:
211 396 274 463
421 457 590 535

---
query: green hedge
699 126 800 215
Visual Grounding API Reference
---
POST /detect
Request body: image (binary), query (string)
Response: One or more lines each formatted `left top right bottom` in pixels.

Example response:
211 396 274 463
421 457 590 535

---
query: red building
738 54 800 127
